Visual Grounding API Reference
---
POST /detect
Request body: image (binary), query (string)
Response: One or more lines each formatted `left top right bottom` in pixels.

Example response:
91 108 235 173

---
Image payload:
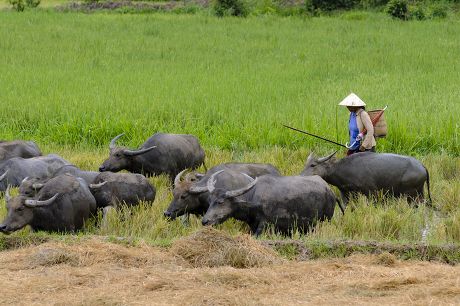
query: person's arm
360 111 374 150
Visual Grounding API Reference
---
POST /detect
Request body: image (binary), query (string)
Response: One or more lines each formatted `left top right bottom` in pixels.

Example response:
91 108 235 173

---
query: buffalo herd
0 133 432 236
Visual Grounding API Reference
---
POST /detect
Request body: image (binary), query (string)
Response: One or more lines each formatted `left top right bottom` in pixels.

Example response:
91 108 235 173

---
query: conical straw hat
338 93 366 107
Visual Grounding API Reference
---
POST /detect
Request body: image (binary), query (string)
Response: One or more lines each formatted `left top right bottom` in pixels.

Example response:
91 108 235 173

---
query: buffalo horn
24 193 59 207
317 151 337 164
241 173 255 182
206 170 224 193
5 185 11 202
0 170 9 181
189 185 208 194
306 153 314 165
224 174 257 198
109 133 125 150
89 181 108 189
174 169 188 187
123 146 157 156
32 183 44 190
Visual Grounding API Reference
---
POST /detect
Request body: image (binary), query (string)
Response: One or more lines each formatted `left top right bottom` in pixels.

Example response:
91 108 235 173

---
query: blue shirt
349 112 361 150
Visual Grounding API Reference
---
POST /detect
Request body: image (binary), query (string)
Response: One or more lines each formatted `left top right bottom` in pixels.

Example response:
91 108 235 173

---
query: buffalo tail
336 197 345 215
425 166 433 207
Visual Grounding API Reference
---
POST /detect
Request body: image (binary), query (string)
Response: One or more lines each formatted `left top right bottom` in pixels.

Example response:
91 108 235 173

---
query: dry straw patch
0 238 177 271
170 227 283 268
0 239 459 305
374 251 398 267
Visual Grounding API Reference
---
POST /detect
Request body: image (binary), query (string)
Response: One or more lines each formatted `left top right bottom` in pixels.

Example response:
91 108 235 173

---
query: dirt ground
0 238 459 306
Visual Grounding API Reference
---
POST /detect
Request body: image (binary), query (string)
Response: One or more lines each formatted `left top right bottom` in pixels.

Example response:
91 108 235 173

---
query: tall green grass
0 12 459 154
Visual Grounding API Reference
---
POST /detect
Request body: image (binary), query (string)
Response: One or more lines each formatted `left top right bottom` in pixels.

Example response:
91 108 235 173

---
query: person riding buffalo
339 93 376 155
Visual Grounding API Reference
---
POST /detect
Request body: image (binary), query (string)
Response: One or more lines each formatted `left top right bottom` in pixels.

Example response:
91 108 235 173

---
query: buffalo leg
253 222 266 237
340 190 350 207
406 189 422 207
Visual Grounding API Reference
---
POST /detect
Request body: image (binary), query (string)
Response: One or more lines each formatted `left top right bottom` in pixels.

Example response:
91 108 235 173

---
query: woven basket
368 110 387 138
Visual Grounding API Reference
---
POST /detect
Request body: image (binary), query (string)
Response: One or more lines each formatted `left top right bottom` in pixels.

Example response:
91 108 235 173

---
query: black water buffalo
164 163 281 220
53 165 99 185
0 140 42 161
99 133 205 181
19 165 99 197
0 155 71 191
88 172 156 208
301 152 432 205
202 172 341 236
0 174 97 234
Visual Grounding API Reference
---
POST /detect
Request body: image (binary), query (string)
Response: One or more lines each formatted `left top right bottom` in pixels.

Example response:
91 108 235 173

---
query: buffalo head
0 187 59 234
19 177 45 197
164 170 208 219
301 151 337 177
202 171 257 226
99 134 157 172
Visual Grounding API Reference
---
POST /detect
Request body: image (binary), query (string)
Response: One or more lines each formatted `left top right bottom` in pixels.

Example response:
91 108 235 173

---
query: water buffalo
36 154 73 173
88 172 156 208
19 165 99 197
53 165 99 185
0 155 71 191
202 172 341 236
0 174 97 234
99 133 205 181
301 152 432 205
164 163 281 220
0 140 42 161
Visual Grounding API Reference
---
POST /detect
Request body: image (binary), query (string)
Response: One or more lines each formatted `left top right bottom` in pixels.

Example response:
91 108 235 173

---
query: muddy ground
0 237 459 305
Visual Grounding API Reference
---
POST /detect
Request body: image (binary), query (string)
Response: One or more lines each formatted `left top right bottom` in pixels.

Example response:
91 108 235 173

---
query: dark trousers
347 146 376 156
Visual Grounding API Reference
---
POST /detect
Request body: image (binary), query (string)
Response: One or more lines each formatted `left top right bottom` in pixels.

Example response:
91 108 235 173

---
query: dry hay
374 251 398 267
0 237 178 271
170 227 283 268
0 240 459 305
29 247 80 267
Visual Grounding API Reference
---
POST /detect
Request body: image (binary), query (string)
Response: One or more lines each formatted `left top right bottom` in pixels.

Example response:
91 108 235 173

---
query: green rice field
1 12 459 154
0 11 459 249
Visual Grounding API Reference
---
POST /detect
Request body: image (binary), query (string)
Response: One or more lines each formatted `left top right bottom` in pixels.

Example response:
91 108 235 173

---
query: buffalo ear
195 173 205 179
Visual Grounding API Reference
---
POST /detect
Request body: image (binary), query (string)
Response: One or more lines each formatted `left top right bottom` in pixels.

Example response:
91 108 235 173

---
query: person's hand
356 133 364 141
359 146 365 152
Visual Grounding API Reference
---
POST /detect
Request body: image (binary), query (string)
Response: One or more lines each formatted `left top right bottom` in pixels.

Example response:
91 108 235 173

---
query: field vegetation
1 12 459 154
0 11 459 257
